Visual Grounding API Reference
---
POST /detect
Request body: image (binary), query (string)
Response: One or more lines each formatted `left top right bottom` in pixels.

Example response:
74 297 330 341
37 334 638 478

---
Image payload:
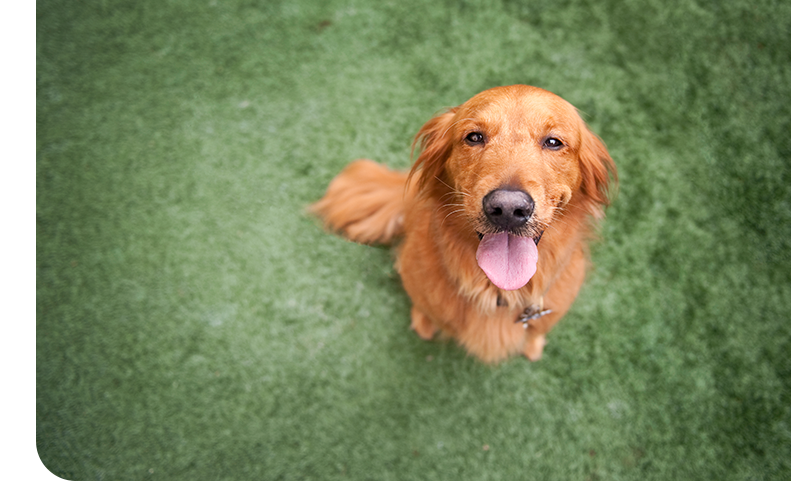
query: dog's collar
516 297 552 328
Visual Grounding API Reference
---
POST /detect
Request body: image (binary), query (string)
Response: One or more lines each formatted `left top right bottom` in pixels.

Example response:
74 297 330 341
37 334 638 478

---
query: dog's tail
309 159 410 245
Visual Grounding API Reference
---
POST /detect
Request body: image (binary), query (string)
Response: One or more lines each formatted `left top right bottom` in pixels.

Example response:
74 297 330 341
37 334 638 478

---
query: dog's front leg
523 328 548 361
409 306 439 340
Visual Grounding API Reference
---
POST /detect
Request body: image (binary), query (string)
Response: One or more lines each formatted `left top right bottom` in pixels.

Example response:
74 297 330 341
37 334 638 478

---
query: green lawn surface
37 0 791 480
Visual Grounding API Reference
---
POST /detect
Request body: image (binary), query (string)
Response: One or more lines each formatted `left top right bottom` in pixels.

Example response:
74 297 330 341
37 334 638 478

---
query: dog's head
409 85 616 290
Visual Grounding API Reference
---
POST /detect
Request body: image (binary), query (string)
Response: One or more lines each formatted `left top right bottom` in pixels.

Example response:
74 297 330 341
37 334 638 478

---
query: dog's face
410 85 615 290
448 87 586 238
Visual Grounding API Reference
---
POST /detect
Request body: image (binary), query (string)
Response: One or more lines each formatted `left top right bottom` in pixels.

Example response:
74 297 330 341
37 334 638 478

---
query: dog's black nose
482 189 535 231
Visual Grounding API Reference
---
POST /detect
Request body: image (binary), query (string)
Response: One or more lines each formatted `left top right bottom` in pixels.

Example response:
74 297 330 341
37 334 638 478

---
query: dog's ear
408 108 457 191
578 125 617 215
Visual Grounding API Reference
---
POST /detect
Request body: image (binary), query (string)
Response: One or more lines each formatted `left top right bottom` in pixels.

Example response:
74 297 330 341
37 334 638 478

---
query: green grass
36 0 791 479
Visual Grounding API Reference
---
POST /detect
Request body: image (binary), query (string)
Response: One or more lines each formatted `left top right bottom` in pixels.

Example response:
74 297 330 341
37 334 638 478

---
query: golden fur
310 85 616 363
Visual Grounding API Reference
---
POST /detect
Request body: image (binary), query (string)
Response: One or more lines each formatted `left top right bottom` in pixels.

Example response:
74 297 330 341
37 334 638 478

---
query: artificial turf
37 0 791 480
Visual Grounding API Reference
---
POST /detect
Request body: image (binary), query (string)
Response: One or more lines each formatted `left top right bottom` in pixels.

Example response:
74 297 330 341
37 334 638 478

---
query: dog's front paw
410 307 439 340
523 334 546 361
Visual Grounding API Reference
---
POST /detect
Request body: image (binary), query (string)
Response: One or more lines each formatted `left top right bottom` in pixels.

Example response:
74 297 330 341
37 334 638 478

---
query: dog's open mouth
475 232 541 291
477 232 543 245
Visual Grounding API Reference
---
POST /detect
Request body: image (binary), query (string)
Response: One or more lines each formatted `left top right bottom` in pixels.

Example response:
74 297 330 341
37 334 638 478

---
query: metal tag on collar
517 304 552 328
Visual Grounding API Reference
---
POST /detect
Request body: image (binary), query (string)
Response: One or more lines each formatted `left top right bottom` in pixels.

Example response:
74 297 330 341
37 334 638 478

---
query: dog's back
309 159 408 245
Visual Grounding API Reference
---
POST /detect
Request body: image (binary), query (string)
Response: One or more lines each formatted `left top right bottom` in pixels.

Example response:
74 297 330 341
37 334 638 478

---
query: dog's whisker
440 208 466 228
434 175 472 199
439 191 469 204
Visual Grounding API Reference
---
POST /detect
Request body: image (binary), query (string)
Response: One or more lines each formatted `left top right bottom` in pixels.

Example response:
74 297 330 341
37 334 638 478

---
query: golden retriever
310 85 616 363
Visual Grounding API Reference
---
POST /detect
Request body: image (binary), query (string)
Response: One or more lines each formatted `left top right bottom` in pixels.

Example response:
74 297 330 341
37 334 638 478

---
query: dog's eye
543 137 564 150
465 132 485 145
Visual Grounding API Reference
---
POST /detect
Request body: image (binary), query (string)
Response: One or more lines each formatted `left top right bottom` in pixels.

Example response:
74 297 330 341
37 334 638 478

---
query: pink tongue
476 233 538 291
